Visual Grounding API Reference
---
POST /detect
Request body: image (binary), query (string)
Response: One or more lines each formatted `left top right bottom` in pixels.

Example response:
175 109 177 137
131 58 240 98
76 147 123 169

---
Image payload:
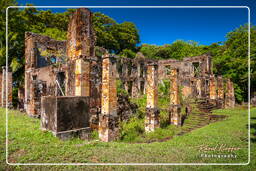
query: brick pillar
99 53 118 142
1 67 12 108
217 76 224 108
67 8 95 60
24 32 36 113
209 75 217 100
75 59 90 96
145 64 160 132
196 78 202 98
169 68 181 126
225 79 235 108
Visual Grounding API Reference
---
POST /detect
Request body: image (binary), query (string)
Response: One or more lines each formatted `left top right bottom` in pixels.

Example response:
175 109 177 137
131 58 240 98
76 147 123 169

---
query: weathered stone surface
99 54 119 142
169 105 182 126
170 68 179 105
209 75 217 100
75 58 90 96
0 66 12 108
18 87 25 111
146 64 158 108
98 114 119 142
145 107 160 132
41 96 91 139
217 76 224 108
67 8 95 60
169 68 182 126
225 79 235 108
145 64 160 132
24 32 66 116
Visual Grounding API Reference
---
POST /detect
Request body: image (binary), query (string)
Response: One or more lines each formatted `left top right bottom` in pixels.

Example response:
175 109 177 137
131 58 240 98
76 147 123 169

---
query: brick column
99 53 118 142
217 76 224 108
67 8 95 60
209 75 217 100
1 67 12 108
145 64 160 132
169 68 181 126
225 78 235 108
196 78 202 98
75 59 90 96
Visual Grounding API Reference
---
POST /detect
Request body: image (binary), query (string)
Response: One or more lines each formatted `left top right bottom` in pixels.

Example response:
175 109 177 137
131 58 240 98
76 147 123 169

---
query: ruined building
20 8 236 141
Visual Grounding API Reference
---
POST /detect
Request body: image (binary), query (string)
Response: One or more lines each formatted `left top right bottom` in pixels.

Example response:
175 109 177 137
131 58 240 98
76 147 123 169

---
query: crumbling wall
116 54 152 98
24 32 66 116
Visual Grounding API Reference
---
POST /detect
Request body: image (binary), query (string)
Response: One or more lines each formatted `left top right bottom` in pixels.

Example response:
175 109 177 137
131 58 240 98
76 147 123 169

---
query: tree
211 24 256 102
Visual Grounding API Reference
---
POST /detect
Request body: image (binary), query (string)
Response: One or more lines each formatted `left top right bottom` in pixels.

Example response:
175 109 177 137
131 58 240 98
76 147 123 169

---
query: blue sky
16 0 254 46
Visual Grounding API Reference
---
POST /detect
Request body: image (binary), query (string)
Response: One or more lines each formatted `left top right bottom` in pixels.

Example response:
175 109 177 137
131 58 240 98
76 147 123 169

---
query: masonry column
209 75 217 100
1 67 12 108
145 63 160 132
169 68 181 126
66 8 95 96
217 76 224 108
225 78 235 108
75 59 90 96
99 53 118 142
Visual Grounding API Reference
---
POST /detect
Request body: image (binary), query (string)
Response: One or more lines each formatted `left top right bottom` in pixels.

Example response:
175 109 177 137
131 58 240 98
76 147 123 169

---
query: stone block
41 96 91 140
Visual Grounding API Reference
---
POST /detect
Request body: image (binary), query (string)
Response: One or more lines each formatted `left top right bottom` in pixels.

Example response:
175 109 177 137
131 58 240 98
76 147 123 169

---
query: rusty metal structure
19 8 237 140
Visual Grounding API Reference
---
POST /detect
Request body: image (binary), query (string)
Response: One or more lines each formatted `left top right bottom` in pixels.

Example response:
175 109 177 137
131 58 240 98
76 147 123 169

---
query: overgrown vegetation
1 107 254 170
120 80 187 143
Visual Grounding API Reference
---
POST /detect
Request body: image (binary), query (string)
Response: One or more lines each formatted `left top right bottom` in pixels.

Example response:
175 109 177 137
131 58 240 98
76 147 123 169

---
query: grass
0 106 255 170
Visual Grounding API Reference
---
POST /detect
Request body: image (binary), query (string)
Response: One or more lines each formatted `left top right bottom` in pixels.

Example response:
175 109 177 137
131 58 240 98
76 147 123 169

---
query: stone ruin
0 66 12 108
14 8 237 141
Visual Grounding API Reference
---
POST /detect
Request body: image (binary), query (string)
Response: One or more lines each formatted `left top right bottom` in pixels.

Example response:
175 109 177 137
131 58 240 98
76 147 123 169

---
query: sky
15 0 255 46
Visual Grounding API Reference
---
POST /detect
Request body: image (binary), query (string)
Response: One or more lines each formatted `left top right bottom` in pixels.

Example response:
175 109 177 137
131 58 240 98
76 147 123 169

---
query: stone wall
24 32 66 117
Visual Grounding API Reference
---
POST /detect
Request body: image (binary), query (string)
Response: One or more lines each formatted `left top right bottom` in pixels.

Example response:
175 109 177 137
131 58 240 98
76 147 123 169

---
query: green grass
0 106 255 170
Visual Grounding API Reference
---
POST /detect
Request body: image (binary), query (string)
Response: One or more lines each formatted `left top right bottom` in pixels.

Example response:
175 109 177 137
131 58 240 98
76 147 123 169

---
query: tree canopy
0 0 254 103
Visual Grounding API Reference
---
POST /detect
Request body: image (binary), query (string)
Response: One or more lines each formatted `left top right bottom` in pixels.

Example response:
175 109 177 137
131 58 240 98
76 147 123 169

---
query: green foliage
120 117 144 142
119 49 136 58
210 24 255 102
139 40 204 60
93 12 140 54
158 79 170 97
116 79 128 96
